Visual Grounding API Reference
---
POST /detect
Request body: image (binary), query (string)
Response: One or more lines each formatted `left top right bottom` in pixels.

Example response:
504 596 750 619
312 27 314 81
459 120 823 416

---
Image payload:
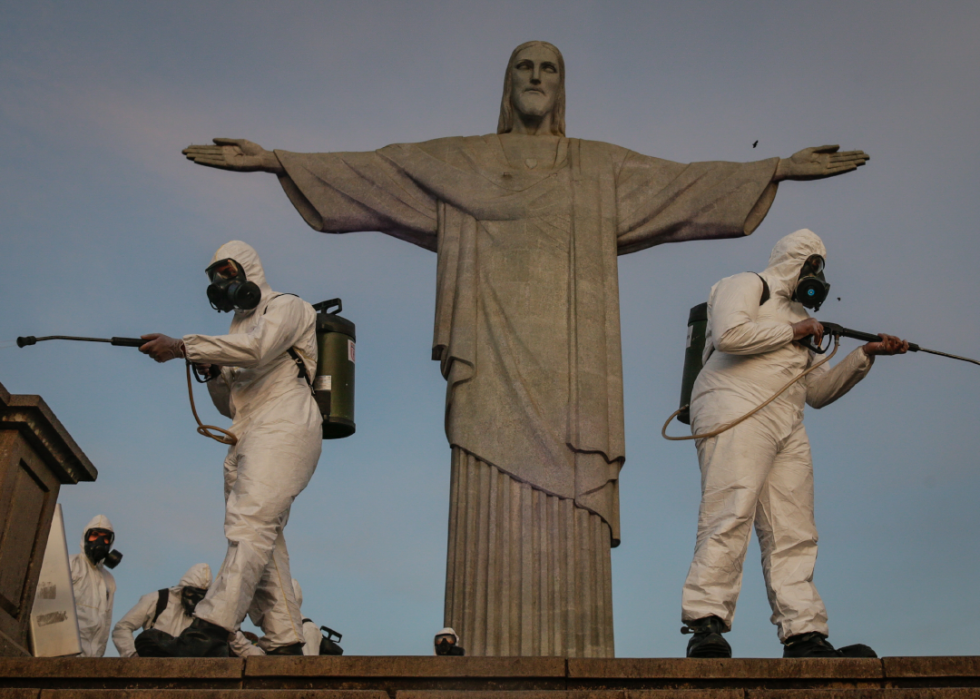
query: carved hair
497 41 566 137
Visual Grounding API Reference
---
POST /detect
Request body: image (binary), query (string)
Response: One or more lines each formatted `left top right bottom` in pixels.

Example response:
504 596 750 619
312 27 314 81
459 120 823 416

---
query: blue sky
1 1 978 657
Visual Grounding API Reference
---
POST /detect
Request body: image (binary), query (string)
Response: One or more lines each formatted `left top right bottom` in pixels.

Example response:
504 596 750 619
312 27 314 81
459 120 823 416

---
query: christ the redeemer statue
183 41 868 657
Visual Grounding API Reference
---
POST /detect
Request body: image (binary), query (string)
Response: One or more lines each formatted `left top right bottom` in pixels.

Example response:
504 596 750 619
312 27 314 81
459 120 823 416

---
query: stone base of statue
0 380 97 657
0 654 976 696
445 450 613 656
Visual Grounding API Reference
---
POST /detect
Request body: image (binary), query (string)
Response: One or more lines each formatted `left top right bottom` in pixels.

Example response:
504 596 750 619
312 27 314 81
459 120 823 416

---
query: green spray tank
677 302 709 426
313 299 356 439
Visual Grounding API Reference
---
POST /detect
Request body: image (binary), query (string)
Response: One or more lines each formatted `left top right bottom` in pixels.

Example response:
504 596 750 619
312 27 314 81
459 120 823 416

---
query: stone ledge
0 657 976 695
37 691 390 699
0 658 242 679
568 659 883 680
396 690 744 699
244 658 566 679
884 659 980 679
747 691 980 699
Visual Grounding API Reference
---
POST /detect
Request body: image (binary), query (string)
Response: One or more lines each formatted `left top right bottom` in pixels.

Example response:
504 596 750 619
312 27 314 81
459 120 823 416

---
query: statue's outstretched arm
774 145 869 182
182 138 284 175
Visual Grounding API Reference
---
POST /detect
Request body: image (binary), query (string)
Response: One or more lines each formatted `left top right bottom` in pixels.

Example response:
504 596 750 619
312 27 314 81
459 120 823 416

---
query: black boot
170 618 230 657
265 642 305 656
682 616 732 658
838 643 878 658
782 631 838 658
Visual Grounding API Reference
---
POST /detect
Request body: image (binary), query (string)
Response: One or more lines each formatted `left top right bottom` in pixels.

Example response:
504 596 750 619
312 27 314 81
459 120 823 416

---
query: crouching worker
680 229 908 659
140 240 322 657
112 563 212 657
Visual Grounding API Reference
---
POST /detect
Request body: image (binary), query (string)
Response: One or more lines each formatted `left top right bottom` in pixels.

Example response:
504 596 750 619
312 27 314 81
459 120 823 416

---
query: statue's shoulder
379 135 495 165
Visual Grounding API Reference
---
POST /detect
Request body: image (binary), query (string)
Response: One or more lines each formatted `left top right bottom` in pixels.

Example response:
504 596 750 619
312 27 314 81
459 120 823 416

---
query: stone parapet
0 657 977 698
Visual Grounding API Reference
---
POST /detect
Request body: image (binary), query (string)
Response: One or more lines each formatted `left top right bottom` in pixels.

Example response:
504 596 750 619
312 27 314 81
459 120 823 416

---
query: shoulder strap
264 294 314 390
152 589 169 625
753 273 771 306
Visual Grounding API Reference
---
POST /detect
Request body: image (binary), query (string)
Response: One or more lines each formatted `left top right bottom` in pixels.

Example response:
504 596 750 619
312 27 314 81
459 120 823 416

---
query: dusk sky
1 1 978 657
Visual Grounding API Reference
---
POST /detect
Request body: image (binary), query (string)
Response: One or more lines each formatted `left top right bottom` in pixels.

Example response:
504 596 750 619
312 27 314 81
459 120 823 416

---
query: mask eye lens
802 255 825 276
206 259 240 283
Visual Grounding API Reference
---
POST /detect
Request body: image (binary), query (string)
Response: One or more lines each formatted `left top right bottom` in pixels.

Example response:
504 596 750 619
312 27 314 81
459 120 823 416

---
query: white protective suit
293 579 322 656
69 514 117 657
111 563 213 657
681 229 876 642
183 240 322 649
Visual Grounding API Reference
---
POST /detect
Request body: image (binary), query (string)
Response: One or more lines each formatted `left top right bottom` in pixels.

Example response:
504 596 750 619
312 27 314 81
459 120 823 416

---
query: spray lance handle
801 323 921 354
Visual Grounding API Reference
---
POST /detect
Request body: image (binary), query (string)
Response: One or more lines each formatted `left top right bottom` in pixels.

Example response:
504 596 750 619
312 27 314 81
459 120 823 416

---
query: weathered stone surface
0 389 98 658
245 657 566 678
748 691 980 699
0 658 242 690
397 690 744 699
568 658 884 680
883 658 980 679
0 688 39 699
243 656 566 691
38 691 388 699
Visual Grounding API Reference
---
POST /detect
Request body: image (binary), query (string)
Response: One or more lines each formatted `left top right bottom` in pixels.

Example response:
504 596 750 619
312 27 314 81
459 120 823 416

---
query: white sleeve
228 630 266 657
302 620 321 655
805 346 874 409
111 593 156 658
183 295 312 368
710 274 795 355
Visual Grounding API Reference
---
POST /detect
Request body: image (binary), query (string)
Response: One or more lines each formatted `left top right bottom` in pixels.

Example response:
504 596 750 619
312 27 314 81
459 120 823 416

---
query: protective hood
291 579 303 609
179 562 212 590
209 241 274 316
79 514 114 558
761 229 827 300
436 627 458 642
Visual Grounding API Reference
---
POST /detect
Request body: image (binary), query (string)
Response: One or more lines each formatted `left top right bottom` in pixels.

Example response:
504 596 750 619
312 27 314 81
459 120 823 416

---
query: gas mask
792 254 830 312
181 586 208 615
205 258 261 313
434 629 465 656
84 528 123 568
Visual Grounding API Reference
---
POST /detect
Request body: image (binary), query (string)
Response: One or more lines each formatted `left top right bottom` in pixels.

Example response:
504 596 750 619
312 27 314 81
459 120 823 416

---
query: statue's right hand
181 138 282 173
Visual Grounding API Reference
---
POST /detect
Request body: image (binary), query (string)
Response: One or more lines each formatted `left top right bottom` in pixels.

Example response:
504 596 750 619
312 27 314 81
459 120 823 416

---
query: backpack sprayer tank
313 299 356 439
677 302 708 426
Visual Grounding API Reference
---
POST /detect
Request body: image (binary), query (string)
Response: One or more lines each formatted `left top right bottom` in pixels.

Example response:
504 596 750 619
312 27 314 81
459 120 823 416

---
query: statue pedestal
0 381 96 656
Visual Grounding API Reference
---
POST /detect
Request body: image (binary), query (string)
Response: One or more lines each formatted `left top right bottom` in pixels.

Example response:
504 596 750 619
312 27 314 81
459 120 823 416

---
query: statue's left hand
774 145 869 182
181 138 284 174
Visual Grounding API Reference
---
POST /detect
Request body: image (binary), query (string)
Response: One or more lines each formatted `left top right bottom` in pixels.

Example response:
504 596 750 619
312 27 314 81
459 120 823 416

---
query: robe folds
275 134 778 546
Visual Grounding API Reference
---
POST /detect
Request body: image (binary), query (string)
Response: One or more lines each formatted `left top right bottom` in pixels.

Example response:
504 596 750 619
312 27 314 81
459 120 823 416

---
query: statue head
497 41 566 137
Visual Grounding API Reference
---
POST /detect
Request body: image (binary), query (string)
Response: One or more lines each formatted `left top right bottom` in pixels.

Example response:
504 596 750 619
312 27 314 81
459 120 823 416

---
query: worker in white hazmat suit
111 563 212 657
140 240 322 656
69 515 118 657
680 229 908 659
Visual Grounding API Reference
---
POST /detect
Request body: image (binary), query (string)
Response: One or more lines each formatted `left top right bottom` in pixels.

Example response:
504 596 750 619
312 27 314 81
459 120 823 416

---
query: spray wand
15 335 237 445
803 323 980 366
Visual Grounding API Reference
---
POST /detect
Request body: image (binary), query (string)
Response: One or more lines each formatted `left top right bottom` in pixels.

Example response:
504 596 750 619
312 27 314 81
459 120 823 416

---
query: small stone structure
0 380 97 656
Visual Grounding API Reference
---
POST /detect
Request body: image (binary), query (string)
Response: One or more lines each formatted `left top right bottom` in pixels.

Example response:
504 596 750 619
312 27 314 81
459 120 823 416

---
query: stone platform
0 656 977 699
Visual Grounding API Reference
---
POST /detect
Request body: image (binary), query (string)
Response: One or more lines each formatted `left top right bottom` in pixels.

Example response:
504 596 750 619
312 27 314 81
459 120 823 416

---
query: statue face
509 45 561 120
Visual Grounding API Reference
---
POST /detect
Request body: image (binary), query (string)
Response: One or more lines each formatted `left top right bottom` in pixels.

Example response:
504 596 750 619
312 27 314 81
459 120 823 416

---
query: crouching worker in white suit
111 563 212 657
140 240 322 657
681 229 908 659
